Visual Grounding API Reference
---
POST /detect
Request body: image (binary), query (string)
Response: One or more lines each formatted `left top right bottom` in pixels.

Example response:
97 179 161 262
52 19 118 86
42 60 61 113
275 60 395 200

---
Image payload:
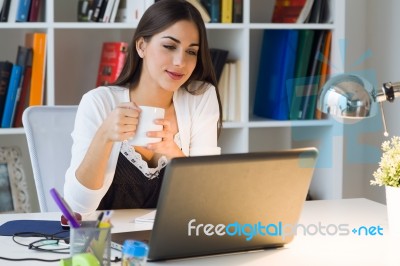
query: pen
95 212 104 228
102 210 114 224
50 188 81 228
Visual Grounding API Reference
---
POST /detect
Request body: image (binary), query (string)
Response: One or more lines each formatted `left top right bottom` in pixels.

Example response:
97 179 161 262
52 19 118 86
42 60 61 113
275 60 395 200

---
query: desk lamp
317 73 400 136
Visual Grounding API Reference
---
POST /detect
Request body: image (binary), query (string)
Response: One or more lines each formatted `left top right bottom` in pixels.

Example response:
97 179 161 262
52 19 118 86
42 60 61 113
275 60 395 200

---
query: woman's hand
99 102 141 142
146 118 184 159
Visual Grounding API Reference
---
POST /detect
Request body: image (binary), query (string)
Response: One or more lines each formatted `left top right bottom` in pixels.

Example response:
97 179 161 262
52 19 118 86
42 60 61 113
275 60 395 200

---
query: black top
97 152 165 210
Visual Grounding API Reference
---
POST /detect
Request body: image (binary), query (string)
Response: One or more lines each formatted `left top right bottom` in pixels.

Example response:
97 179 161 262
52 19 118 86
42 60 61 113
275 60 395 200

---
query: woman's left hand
146 118 184 159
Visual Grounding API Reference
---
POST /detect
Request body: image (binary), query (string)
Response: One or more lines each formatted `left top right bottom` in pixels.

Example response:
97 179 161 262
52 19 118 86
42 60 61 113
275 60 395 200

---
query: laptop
111 147 318 261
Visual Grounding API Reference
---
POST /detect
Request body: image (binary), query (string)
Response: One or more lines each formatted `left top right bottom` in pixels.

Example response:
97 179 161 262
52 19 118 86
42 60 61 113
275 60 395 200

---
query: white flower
371 136 400 187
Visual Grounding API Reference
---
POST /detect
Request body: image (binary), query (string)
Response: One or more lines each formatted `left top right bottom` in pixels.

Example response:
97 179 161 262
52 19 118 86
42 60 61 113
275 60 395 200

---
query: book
1 64 22 128
232 0 243 23
221 0 232 23
90 0 104 21
289 30 315 120
28 0 42 22
77 0 94 22
209 48 229 83
13 58 32 127
96 42 128 87
317 30 332 92
201 0 220 23
271 0 307 23
299 30 325 119
253 30 299 120
0 61 13 123
101 0 115 22
109 0 120 22
16 0 31 22
186 0 210 23
0 0 11 21
7 0 18 22
12 46 32 127
315 30 332 119
307 0 321 23
114 0 126 22
218 63 229 121
318 0 331 23
296 0 314 23
234 60 241 121
227 61 238 121
307 0 330 23
25 32 46 106
15 45 32 68
97 0 109 22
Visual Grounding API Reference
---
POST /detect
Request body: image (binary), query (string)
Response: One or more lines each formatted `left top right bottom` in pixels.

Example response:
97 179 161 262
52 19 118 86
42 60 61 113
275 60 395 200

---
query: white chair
23 106 78 212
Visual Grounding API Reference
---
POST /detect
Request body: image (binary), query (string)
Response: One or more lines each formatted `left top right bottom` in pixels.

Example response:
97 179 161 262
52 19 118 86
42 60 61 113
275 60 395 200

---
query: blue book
16 0 31 22
201 0 219 22
2 64 22 128
253 29 299 120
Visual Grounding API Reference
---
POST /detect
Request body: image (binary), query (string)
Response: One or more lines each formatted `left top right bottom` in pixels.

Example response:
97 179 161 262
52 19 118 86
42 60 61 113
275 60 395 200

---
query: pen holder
70 222 111 266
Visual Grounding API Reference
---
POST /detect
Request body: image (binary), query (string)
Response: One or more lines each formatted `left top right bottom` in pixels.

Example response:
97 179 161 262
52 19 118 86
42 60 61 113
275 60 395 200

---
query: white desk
0 198 397 265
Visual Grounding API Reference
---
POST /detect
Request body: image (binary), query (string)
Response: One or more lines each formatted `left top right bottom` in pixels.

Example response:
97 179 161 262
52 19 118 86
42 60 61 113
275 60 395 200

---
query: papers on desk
135 210 156 224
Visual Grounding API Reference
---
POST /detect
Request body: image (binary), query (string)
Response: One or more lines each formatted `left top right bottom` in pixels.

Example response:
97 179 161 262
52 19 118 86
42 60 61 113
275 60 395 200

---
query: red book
271 0 307 23
96 42 128 87
28 0 42 22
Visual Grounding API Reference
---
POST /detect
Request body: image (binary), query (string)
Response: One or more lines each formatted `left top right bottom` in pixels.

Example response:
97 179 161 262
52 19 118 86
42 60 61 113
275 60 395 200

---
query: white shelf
0 23 48 29
0 128 25 135
248 23 336 30
51 22 139 29
248 119 334 128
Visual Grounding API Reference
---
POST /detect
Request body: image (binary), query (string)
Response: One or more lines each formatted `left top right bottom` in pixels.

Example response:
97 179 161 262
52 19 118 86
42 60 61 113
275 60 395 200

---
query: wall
363 0 400 203
345 0 400 203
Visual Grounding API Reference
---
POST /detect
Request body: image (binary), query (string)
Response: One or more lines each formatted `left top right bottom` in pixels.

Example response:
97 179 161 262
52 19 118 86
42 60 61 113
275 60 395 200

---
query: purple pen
50 188 81 228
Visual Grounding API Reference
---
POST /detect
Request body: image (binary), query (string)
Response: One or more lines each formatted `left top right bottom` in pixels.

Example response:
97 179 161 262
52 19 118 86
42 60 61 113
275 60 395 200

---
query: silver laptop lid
148 147 318 261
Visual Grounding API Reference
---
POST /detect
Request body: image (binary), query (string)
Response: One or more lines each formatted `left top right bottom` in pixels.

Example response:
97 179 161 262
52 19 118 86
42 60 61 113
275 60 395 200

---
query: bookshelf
0 0 346 210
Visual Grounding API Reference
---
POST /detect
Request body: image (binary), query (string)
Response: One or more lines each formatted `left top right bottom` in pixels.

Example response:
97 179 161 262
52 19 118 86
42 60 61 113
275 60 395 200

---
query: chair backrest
23 106 78 212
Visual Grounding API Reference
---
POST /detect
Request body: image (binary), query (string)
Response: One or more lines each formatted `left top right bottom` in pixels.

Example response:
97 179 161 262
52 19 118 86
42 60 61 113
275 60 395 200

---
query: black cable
5 231 121 263
0 256 121 262
0 256 61 262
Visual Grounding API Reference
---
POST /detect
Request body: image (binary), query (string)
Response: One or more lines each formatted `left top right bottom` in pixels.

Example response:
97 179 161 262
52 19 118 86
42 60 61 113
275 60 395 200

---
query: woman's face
137 20 199 93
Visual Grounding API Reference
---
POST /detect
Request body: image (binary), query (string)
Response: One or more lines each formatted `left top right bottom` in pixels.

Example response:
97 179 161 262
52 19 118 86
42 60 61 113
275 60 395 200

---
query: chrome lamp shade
316 74 377 119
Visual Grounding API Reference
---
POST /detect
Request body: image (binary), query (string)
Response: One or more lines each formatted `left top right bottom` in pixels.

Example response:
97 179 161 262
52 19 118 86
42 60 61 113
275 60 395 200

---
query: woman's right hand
99 102 141 142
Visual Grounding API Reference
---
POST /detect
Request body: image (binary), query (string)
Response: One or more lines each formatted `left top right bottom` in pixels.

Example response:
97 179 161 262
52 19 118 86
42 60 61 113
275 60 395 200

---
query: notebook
112 148 318 261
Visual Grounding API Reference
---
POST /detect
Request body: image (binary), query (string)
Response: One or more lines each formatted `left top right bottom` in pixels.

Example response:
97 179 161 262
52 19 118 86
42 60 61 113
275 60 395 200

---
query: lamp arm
376 81 400 103
374 81 400 137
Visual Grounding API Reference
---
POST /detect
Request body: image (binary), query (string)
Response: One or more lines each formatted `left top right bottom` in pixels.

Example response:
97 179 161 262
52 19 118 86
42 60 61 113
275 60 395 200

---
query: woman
64 0 222 215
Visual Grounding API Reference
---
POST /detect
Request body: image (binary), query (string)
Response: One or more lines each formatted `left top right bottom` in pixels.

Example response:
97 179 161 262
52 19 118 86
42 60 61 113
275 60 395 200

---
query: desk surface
0 198 396 266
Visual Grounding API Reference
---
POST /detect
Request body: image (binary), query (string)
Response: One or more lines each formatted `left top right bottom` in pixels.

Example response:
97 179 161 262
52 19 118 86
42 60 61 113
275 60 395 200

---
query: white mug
128 106 165 146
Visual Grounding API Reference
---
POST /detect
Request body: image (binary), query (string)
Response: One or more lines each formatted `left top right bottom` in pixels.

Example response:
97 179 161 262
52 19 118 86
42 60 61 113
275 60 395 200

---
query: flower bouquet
371 136 400 187
372 136 400 236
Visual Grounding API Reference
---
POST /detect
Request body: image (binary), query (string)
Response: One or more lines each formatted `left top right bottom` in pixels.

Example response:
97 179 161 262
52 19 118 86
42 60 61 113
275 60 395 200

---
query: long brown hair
112 0 222 134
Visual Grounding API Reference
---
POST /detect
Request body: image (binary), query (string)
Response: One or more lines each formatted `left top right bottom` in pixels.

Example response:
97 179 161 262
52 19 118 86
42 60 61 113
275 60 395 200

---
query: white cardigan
64 82 221 214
